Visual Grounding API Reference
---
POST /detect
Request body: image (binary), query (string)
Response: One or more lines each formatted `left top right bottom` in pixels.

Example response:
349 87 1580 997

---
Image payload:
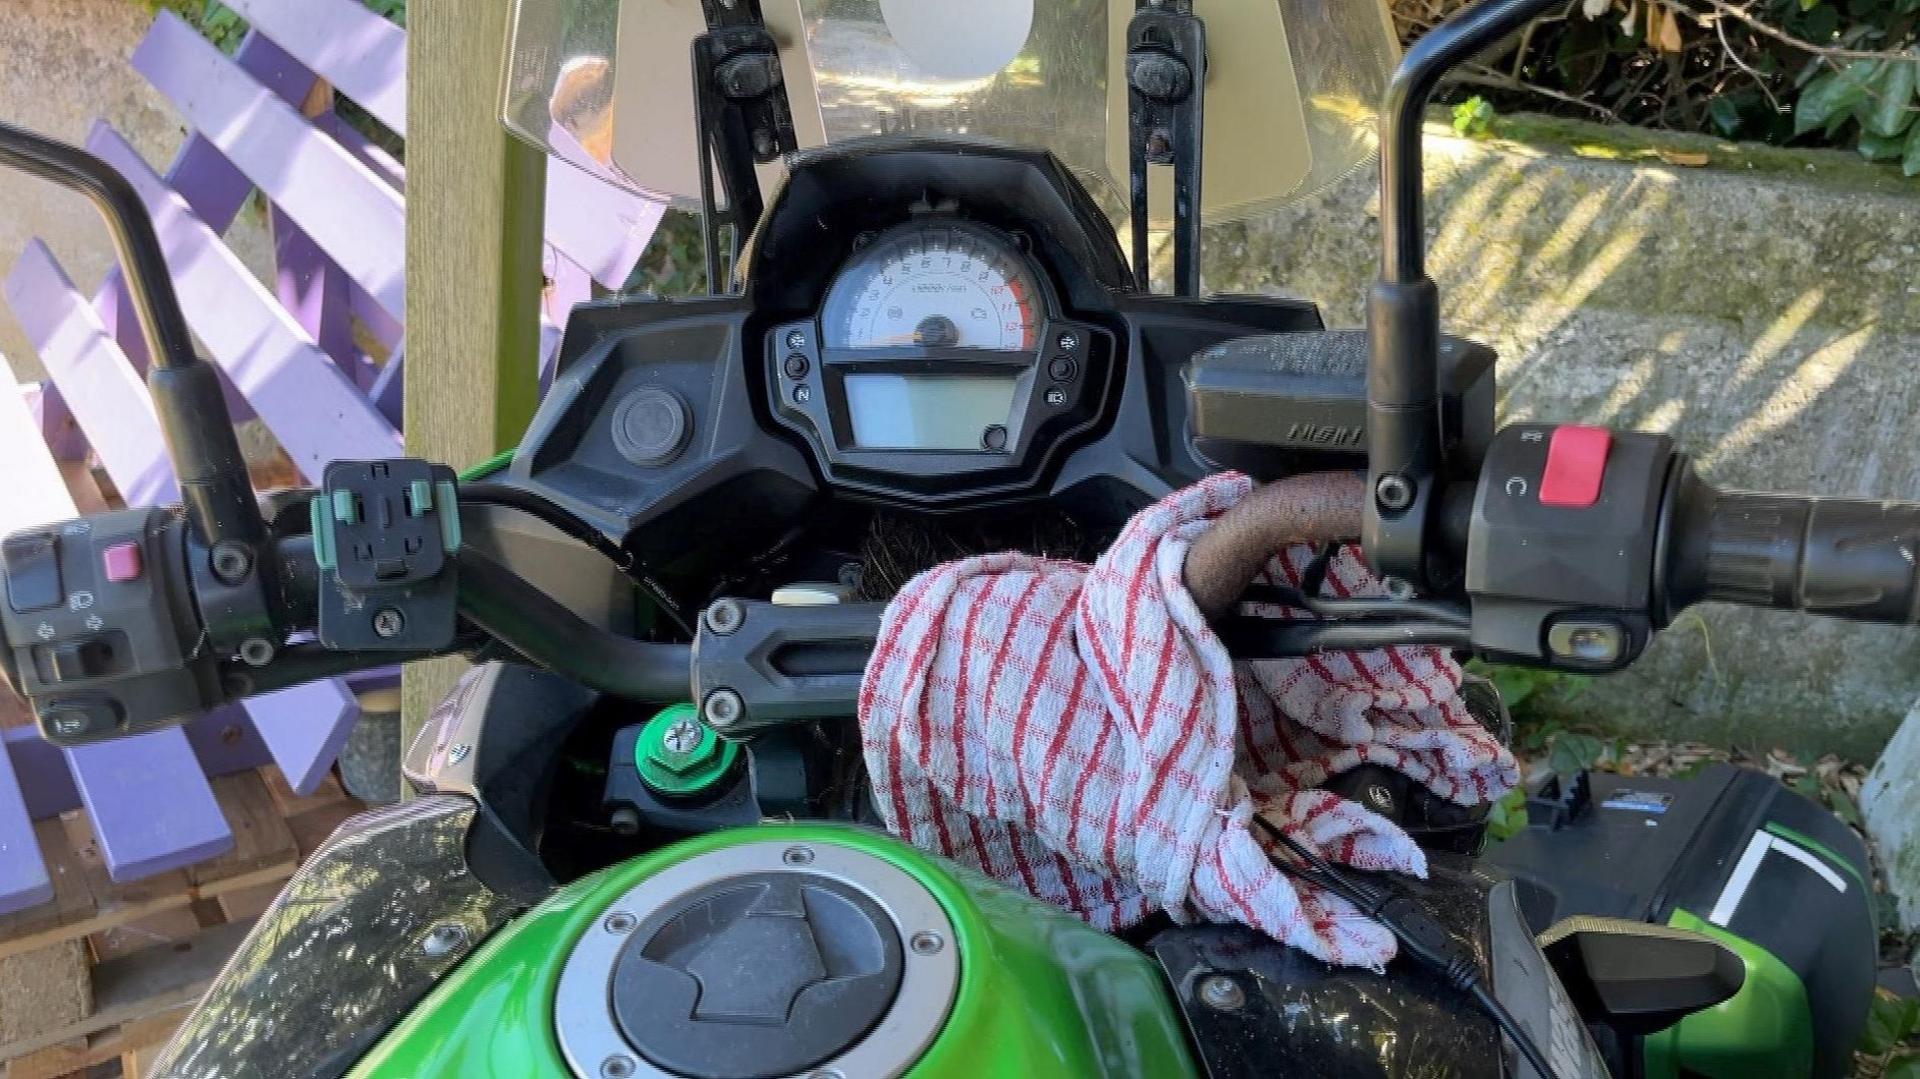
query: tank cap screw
604 912 637 935
783 845 815 866
910 931 944 955
421 923 469 957
1198 973 1245 1011
601 1055 636 1079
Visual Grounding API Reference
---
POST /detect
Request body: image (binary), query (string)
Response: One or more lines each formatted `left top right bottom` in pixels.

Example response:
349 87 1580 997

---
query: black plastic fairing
742 138 1135 318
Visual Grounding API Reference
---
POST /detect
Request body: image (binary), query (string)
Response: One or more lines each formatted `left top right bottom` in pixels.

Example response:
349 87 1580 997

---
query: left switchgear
0 508 220 745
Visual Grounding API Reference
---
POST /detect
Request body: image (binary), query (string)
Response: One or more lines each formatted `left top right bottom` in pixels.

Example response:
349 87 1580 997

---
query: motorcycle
0 0 1898 1075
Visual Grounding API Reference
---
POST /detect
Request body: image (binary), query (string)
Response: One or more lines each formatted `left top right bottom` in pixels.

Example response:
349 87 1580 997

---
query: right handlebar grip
1665 466 1920 624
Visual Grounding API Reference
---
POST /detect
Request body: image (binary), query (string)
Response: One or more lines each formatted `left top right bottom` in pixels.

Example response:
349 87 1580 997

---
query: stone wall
1205 116 1920 761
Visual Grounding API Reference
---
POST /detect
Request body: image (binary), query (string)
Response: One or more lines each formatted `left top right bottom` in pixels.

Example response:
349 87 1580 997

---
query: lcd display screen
843 373 1019 450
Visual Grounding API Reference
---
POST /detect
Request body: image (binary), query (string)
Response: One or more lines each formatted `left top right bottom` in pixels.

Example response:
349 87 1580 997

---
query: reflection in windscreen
844 373 1020 451
798 0 1118 208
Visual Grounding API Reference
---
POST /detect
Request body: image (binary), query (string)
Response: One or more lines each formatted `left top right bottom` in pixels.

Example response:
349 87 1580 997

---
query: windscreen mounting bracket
1125 0 1207 297
691 0 798 296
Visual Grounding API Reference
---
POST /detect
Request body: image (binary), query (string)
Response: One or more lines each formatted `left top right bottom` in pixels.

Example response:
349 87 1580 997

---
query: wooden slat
85 123 401 477
221 0 406 135
183 773 298 889
0 732 53 915
0 360 233 891
87 906 204 964
0 820 96 949
62 735 233 885
104 30 317 397
6 1005 189 1079
136 11 407 321
9 233 368 796
5 241 179 506
0 920 253 1068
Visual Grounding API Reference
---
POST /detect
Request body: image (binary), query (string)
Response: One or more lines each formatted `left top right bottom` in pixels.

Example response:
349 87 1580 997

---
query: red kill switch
1538 425 1611 508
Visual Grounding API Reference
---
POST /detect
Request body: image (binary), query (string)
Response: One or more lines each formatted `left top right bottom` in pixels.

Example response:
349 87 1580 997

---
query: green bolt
634 704 739 797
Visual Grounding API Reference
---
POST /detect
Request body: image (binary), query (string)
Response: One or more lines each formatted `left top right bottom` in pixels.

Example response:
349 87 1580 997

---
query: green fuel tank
350 823 1198 1078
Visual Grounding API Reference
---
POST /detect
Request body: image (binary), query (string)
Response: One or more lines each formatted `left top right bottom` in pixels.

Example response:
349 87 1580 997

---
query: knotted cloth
857 471 1518 966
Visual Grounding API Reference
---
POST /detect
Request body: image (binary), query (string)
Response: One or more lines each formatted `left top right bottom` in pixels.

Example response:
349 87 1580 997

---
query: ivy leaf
1796 67 1868 134
1709 96 1744 135
1905 116 1920 175
1861 130 1908 159
1868 57 1917 137
1549 732 1607 776
1860 991 1920 1055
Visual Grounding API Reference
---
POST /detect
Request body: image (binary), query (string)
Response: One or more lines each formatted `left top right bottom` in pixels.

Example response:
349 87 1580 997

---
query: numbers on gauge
820 224 1042 352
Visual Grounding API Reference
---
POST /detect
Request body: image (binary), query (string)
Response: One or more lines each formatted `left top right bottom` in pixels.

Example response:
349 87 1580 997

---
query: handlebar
3 438 1917 747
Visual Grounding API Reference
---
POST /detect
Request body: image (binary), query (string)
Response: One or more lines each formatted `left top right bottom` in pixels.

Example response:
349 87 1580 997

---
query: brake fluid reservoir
349 824 1196 1078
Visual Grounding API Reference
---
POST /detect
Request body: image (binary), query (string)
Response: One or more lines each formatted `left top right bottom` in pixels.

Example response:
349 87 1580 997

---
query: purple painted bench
0 0 665 911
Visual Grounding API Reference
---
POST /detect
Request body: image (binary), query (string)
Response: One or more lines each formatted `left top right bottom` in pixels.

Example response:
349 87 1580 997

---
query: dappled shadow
1200 124 1920 759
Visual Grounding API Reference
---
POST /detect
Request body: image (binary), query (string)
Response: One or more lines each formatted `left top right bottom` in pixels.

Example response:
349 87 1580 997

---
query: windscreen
504 0 1397 223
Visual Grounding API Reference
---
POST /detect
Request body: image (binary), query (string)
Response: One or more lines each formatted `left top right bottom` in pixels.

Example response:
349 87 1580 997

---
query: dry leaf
1647 5 1686 53
1656 149 1712 166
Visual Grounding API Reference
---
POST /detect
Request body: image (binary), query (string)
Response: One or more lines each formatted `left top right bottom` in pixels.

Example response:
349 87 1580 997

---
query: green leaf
1709 96 1744 135
1831 788 1864 828
1486 787 1530 842
1797 63 1875 134
1868 57 1917 137
1860 993 1920 1055
1905 117 1920 175
1791 773 1824 800
1888 1054 1920 1079
1548 732 1607 776
1861 130 1909 160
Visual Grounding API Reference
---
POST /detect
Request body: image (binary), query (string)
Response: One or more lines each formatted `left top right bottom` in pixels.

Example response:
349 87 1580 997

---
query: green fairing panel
1642 908 1813 1079
351 823 1197 1078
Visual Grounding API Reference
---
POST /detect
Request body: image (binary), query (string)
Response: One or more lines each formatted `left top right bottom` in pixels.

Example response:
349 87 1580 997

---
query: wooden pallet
0 763 363 1079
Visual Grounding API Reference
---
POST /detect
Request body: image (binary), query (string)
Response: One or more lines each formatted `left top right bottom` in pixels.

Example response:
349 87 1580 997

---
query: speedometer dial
821 223 1042 351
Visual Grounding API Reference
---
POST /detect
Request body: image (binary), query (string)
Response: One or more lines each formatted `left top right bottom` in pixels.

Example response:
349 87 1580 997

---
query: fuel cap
612 873 900 1078
554 839 959 1079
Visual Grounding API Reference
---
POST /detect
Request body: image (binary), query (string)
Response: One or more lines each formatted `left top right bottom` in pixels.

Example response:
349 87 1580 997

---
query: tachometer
821 222 1042 351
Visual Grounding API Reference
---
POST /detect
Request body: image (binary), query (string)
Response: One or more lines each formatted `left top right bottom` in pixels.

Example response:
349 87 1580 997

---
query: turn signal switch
0 508 220 743
1465 423 1675 671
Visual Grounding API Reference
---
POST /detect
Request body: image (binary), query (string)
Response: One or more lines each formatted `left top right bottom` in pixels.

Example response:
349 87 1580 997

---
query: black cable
455 546 692 701
1251 816 1563 1079
1472 980 1559 1079
460 483 636 574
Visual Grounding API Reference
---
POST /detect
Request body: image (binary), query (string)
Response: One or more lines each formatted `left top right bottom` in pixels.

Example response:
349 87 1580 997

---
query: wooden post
402 0 548 752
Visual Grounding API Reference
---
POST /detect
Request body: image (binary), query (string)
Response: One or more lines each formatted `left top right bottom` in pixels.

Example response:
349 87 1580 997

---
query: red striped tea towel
857 471 1517 967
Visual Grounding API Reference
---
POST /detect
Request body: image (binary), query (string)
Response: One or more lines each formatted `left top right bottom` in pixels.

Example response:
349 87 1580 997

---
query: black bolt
1047 356 1077 382
705 599 745 636
783 353 810 379
981 425 1009 451
1375 474 1415 512
1129 50 1192 102
372 608 406 639
210 541 253 585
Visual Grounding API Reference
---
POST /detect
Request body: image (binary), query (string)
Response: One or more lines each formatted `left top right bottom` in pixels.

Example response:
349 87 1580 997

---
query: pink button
1539 425 1612 508
102 541 143 583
